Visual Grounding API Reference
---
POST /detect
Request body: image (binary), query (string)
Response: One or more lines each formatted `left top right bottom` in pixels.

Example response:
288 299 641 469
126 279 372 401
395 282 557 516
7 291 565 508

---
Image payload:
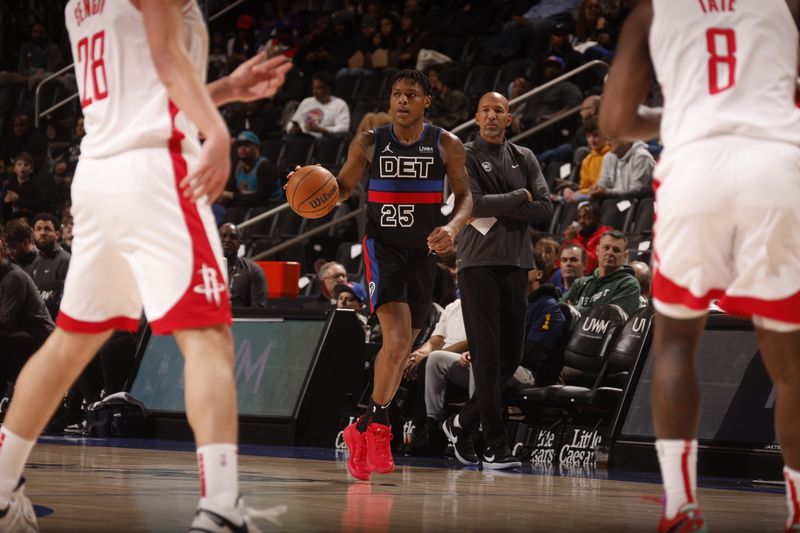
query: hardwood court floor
23 438 785 532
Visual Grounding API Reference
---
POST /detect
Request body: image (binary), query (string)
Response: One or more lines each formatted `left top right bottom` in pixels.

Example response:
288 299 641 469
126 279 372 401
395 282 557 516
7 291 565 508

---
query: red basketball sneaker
343 419 371 481
365 423 394 474
786 518 800 532
657 503 707 533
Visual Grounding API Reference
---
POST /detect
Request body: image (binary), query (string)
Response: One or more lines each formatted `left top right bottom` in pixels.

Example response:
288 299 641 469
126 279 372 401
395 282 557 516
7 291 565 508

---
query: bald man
442 92 553 469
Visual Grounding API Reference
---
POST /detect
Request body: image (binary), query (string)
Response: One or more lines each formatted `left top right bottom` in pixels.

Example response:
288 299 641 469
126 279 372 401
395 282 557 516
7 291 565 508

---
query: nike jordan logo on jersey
382 143 393 154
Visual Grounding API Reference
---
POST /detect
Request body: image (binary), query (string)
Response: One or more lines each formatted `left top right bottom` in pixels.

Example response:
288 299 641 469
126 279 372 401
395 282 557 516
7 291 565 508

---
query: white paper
350 243 362 259
559 163 571 179
298 276 311 289
470 217 497 236
441 193 455 216
616 200 632 212
638 240 651 251
573 40 599 54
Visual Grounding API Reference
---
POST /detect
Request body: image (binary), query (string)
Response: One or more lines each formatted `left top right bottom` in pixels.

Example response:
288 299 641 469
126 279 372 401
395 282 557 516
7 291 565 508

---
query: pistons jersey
65 0 208 162
650 0 800 151
366 124 447 249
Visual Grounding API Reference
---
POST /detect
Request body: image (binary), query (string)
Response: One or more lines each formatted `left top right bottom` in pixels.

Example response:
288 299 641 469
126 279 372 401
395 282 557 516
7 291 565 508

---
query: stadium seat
494 59 533 94
335 241 364 275
275 69 306 104
630 197 655 235
354 70 392 102
222 206 252 225
548 200 580 236
261 139 282 164
277 137 314 170
600 198 638 232
349 100 378 133
463 65 499 100
312 136 347 172
334 72 361 101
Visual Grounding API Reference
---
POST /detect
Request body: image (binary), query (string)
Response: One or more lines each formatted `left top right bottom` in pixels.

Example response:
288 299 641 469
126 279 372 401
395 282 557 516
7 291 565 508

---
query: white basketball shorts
652 136 800 325
58 146 231 335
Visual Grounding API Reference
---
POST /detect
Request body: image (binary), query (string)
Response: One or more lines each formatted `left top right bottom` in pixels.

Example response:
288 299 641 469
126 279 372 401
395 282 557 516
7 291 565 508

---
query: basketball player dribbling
326 70 472 481
600 0 800 531
0 1 291 531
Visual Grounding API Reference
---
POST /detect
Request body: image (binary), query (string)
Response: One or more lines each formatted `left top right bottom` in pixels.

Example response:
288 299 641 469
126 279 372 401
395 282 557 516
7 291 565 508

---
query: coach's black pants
457 265 527 448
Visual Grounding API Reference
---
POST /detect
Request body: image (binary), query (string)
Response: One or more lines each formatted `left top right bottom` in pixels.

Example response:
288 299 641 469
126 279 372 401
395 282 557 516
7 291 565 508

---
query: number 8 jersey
65 0 207 161
366 124 447 249
650 0 800 152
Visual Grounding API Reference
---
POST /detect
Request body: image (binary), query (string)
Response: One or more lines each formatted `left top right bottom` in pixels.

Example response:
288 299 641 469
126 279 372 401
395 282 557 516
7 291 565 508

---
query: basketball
286 165 339 219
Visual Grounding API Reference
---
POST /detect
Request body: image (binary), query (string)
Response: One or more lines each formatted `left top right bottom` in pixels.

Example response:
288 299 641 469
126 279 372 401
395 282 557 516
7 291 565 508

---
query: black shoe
442 416 479 466
481 445 522 470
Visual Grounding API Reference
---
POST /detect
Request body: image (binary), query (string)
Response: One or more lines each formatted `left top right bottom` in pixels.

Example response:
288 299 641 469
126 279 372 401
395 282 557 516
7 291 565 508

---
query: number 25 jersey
650 0 800 152
366 124 447 249
65 0 207 161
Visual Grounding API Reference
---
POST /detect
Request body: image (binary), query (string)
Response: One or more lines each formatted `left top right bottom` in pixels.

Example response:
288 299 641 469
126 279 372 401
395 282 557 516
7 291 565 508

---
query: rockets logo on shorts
193 263 226 306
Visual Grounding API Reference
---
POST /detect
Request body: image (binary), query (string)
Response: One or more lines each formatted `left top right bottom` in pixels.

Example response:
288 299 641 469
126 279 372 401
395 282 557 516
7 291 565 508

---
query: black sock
356 412 370 432
361 399 390 429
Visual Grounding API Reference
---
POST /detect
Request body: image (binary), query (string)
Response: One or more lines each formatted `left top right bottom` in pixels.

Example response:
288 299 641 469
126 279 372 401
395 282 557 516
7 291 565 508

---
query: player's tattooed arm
598 0 660 141
335 131 374 201
427 131 473 254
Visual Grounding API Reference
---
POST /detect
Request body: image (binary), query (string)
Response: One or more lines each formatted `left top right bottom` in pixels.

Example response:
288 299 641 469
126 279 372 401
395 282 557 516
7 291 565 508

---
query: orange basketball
286 165 339 219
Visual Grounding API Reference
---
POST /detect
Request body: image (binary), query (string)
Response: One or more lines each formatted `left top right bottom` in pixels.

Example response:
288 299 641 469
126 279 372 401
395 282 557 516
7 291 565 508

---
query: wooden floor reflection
24 442 784 532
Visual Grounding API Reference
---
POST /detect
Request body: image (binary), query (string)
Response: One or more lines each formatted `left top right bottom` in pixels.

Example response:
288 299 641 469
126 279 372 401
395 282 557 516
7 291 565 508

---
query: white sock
0 427 35 507
197 444 238 510
655 439 697 519
784 466 800 527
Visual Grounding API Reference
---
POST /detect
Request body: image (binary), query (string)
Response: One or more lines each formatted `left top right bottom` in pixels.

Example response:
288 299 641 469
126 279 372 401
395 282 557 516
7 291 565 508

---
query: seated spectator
552 243 587 295
574 0 615 60
426 64 471 131
589 139 655 200
220 131 280 207
562 118 610 201
335 281 369 337
537 22 585 72
286 71 350 138
395 11 428 69
369 15 400 68
59 213 74 254
522 254 567 387
563 230 641 316
0 21 63 92
29 212 70 316
306 261 348 308
0 229 54 383
508 77 533 135
522 56 582 129
537 94 600 166
3 219 37 271
219 223 267 308
631 260 652 307
54 117 85 175
534 237 559 285
2 152 49 221
222 99 283 140
228 14 259 67
562 201 612 274
0 112 48 165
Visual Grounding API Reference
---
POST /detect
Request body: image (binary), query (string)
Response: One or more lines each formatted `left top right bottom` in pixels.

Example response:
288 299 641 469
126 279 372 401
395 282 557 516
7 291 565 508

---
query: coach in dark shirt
0 236 54 381
446 92 552 469
219 223 267 308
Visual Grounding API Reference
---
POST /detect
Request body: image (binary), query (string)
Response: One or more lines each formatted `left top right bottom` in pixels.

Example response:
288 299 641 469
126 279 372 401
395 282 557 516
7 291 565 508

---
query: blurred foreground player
331 70 472 480
600 1 800 531
0 1 290 531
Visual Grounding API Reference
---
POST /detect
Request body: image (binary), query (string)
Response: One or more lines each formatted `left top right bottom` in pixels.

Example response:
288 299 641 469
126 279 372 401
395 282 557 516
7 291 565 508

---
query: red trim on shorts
57 312 139 333
681 440 695 504
652 270 724 311
367 191 442 204
719 291 800 325
148 101 231 336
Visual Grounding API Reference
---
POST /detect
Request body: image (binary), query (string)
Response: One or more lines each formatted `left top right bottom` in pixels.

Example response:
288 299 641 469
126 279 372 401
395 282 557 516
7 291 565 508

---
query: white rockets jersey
64 0 208 161
650 0 800 150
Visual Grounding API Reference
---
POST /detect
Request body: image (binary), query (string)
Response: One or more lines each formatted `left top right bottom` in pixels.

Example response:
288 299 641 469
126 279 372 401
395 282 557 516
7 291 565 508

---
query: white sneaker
0 479 37 532
188 497 254 533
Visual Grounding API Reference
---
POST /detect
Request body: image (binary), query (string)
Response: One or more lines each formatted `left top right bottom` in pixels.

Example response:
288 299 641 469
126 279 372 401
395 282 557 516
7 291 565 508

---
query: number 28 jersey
65 0 208 161
650 0 800 151
366 124 447 249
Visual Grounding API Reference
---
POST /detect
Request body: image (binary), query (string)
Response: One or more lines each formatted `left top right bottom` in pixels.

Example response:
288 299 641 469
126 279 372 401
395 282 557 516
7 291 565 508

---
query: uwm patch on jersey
366 124 447 249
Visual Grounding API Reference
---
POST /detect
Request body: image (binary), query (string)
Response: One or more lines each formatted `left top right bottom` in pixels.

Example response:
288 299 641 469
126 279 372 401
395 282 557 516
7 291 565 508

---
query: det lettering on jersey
74 0 106 26
379 156 434 179
696 0 735 13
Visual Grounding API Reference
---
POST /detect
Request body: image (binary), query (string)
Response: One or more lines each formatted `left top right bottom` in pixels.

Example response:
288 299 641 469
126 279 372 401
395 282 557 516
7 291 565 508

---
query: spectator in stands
1 112 48 165
562 118 610 201
534 237 559 285
590 139 655 200
54 116 85 175
3 21 63 91
29 212 70 315
562 201 612 274
522 253 567 387
220 131 280 207
552 243 587 295
563 230 641 316
3 152 52 221
219 223 267 308
222 99 283 140
521 56 582 129
335 281 367 313
487 0 578 61
3 219 37 271
260 20 300 60
51 158 73 219
313 261 348 307
370 15 400 68
631 260 652 306
540 22 585 72
396 11 428 69
286 72 350 138
574 0 614 60
0 228 54 383
508 77 533 135
59 213 73 254
426 64 471 130
228 15 259 67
